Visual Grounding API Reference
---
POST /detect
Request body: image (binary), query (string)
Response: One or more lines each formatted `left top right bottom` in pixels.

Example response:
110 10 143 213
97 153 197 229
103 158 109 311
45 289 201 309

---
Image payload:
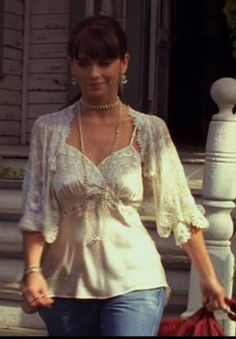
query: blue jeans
38 288 166 336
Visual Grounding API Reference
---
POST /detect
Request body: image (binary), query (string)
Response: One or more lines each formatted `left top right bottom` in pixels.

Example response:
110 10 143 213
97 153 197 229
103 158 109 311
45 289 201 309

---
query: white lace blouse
19 103 209 299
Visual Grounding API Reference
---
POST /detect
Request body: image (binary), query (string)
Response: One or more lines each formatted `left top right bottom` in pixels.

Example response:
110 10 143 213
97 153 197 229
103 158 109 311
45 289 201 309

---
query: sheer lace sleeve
150 117 209 246
18 116 60 243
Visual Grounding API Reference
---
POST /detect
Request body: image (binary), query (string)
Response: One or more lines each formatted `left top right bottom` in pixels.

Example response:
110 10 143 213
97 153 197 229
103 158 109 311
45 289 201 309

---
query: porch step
0 145 29 158
0 326 47 337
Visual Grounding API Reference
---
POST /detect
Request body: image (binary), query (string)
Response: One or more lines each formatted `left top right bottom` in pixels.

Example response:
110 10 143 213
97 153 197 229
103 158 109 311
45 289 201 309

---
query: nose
88 65 100 78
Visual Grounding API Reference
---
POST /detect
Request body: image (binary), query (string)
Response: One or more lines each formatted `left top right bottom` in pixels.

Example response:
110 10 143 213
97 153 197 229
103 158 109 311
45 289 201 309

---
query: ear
120 53 130 74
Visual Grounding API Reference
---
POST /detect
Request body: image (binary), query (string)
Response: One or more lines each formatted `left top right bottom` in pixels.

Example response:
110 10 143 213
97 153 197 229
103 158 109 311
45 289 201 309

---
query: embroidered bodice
54 141 143 242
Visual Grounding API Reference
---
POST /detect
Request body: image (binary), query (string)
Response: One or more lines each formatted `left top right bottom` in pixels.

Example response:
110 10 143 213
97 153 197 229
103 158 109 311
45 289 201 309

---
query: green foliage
223 0 236 58
0 166 26 179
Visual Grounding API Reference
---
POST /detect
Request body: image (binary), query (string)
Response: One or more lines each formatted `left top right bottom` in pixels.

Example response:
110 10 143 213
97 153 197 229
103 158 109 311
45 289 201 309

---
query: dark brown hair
68 15 128 61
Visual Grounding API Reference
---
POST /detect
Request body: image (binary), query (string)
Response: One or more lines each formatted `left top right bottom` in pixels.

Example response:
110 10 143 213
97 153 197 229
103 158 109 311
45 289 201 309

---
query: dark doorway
168 0 236 149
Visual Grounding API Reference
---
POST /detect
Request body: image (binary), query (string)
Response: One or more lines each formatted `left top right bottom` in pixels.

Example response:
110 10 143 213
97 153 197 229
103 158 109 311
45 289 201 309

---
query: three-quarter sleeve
18 117 60 243
151 117 209 246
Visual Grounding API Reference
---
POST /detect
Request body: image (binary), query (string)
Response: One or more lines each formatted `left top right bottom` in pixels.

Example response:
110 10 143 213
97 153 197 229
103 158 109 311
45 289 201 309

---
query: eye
99 60 113 67
77 61 89 67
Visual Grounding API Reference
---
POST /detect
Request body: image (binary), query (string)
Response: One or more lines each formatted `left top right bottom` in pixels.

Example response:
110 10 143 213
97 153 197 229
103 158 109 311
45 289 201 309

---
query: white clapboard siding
3 47 22 60
29 59 68 74
3 59 22 75
4 12 24 30
0 75 21 91
31 0 70 15
30 14 69 29
0 1 23 144
0 121 20 136
30 29 68 44
28 104 63 118
0 90 21 105
29 74 67 91
3 28 23 49
28 91 67 104
0 106 21 120
24 0 71 139
0 136 19 144
30 43 68 59
4 0 24 16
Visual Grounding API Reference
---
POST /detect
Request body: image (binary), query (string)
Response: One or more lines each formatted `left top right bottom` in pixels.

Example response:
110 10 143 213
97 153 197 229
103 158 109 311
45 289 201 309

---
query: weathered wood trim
29 59 67 74
30 44 67 59
3 59 22 75
31 0 70 15
0 89 21 105
0 106 21 120
3 47 22 61
30 14 68 29
0 0 4 80
4 12 24 31
4 28 23 49
29 74 67 91
0 136 19 144
28 103 63 118
20 0 30 144
4 0 24 16
30 29 68 44
0 75 21 90
28 91 67 104
0 121 20 136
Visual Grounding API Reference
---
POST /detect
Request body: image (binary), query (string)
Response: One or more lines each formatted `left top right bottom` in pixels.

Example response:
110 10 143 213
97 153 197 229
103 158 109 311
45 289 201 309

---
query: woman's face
70 53 129 102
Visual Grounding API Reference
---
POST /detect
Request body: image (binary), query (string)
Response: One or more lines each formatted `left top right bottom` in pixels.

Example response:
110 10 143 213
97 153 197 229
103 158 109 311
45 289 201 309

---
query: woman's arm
22 231 54 310
182 228 227 312
23 231 45 268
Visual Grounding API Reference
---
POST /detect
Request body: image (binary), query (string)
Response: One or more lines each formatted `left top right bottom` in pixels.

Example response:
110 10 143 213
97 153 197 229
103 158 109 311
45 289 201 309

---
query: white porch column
183 78 236 336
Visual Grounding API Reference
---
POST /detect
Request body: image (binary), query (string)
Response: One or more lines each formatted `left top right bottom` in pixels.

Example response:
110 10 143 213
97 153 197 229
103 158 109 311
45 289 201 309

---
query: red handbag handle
224 297 236 321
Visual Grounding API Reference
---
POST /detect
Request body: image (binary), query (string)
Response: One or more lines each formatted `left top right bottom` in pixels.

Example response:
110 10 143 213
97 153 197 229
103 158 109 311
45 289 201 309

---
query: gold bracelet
23 266 42 280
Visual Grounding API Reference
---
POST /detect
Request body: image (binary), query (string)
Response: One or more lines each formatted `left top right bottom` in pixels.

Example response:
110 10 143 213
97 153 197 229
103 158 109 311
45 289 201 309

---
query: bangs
72 27 121 60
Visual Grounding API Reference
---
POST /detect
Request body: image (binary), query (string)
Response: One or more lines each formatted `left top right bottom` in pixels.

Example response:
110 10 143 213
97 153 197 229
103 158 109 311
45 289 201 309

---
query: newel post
183 78 236 336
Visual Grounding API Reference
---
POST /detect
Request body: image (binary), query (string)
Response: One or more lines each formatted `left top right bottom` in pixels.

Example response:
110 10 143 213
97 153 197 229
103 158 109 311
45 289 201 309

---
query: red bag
158 297 236 336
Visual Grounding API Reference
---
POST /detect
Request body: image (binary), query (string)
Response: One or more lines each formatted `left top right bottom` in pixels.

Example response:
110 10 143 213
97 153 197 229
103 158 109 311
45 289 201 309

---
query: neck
80 96 120 111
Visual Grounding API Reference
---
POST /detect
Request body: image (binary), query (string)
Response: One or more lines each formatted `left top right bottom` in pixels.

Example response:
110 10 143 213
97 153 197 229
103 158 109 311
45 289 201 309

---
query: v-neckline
65 142 139 169
63 104 142 170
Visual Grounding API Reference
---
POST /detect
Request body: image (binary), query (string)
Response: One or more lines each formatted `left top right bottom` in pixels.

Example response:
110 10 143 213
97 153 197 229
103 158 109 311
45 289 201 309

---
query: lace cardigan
19 103 209 245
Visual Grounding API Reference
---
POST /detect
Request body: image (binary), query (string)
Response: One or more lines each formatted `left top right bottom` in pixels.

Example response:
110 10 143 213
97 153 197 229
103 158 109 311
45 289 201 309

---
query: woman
19 15 227 336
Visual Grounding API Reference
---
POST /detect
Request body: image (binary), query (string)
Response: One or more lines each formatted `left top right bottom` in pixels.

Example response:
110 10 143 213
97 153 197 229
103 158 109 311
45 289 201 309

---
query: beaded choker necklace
77 99 122 246
80 97 120 111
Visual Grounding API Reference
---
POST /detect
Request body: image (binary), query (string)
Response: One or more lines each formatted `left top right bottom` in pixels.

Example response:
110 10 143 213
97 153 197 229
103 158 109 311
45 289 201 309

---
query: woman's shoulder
32 103 75 132
129 108 168 132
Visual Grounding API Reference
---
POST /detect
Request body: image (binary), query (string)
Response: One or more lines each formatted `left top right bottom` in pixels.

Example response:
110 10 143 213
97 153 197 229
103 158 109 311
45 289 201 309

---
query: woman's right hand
22 272 54 312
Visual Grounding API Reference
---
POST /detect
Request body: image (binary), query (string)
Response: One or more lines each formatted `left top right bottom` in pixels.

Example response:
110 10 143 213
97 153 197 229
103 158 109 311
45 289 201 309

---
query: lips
88 83 103 86
88 83 104 90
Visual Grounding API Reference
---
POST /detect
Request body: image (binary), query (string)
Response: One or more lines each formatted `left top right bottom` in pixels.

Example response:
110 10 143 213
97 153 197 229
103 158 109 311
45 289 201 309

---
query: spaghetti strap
129 125 138 145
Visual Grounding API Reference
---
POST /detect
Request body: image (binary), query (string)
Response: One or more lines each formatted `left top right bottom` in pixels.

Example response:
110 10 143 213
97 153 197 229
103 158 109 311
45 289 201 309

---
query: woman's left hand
200 275 228 312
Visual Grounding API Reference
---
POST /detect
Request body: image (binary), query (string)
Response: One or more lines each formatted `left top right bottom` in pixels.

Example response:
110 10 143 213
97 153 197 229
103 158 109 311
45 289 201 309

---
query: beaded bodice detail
53 141 143 244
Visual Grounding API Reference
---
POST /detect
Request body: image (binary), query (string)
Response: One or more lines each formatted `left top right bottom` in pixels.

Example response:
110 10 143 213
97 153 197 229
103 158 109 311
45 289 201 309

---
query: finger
33 293 54 309
202 295 209 306
205 299 219 312
37 296 54 309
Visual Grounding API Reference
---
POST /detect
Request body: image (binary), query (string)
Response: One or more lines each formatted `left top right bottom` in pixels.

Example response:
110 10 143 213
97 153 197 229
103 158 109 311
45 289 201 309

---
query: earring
120 73 128 85
72 75 77 86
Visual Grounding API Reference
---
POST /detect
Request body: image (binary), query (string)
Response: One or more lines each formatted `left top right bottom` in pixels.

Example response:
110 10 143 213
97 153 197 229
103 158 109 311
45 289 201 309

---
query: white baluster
182 78 236 336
